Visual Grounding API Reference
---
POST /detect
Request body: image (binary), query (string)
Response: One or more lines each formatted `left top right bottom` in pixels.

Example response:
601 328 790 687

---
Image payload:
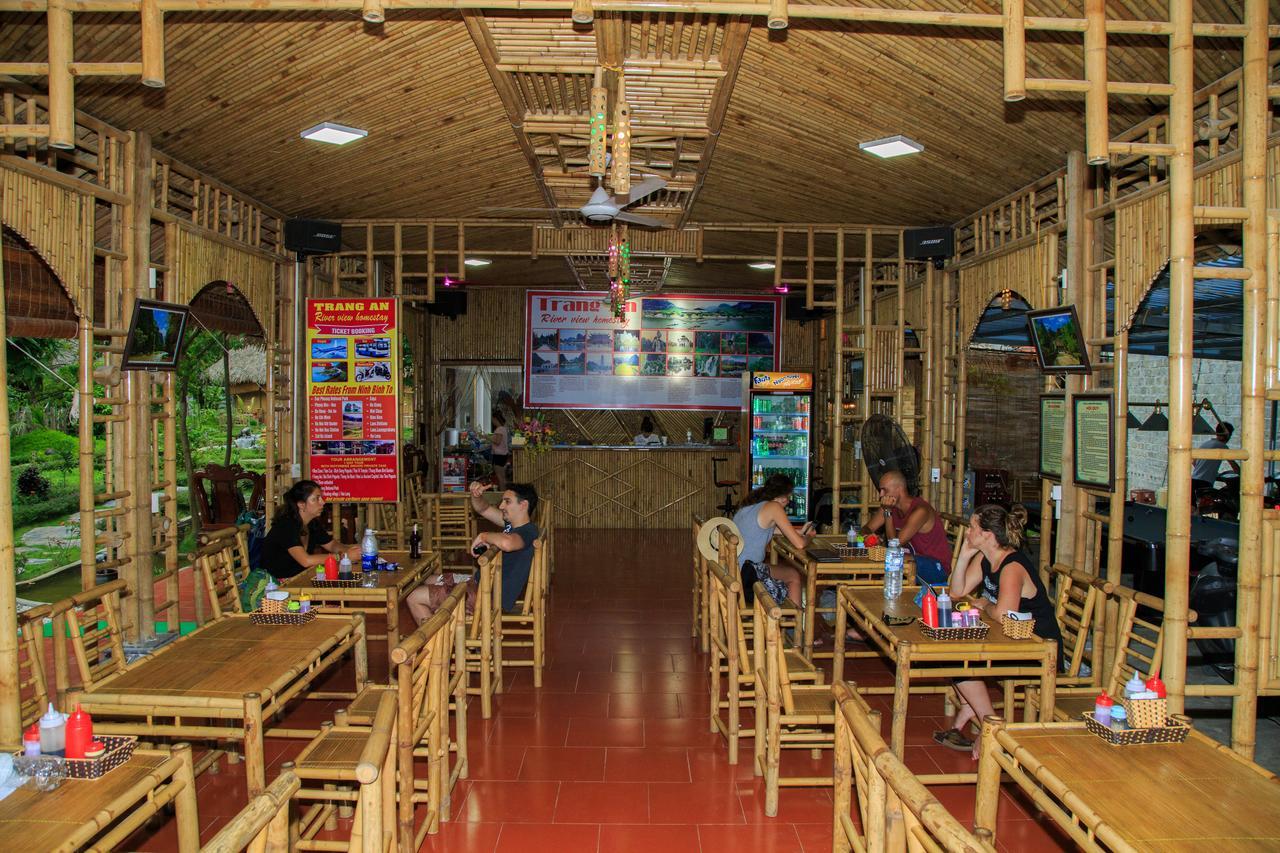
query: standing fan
859 414 921 494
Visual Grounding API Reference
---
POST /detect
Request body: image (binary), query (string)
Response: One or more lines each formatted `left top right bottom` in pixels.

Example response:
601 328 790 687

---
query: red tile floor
126 529 1073 852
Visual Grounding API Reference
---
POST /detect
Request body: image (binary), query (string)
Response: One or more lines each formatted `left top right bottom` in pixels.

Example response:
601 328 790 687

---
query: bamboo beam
140 0 164 86
1002 0 1025 101
46 0 75 150
1083 0 1108 164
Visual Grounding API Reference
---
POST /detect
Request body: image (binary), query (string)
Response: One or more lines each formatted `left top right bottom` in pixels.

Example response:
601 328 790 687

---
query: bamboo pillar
0 218 19 745
140 0 165 88
1230 0 1267 758
46 0 74 150
1103 329 1128 678
923 263 939 505
1162 0 1195 717
1002 0 1025 102
126 131 156 640
1057 151 1087 570
1083 0 1109 165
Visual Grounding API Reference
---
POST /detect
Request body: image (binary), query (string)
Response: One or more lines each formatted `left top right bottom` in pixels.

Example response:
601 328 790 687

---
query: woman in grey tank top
731 473 815 605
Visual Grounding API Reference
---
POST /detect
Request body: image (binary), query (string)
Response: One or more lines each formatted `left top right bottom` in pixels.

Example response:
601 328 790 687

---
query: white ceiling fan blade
615 175 667 206
614 211 668 228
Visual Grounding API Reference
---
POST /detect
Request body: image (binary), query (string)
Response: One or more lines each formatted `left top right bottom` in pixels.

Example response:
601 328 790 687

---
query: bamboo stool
290 690 398 853
464 551 503 718
706 558 818 766
202 770 299 852
753 581 835 817
51 578 131 691
832 681 996 853
1025 582 1168 721
500 537 549 688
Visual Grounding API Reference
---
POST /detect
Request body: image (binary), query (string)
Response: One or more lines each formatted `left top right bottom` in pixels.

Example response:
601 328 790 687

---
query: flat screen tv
122 299 191 371
1026 304 1091 375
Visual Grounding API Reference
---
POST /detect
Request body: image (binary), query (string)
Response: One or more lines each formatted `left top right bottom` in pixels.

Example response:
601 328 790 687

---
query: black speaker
904 226 954 267
785 295 831 324
284 218 342 257
427 290 467 320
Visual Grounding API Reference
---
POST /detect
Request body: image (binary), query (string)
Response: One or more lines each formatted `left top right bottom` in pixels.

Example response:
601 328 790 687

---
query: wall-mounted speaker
785 294 832 324
427 290 467 320
904 226 954 269
284 218 342 257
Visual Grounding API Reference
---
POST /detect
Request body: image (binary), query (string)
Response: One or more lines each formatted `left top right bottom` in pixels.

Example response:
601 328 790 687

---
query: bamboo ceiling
0 2 1270 288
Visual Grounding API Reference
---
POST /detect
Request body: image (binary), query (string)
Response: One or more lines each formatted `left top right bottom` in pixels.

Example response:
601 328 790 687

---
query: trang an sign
525 290 782 411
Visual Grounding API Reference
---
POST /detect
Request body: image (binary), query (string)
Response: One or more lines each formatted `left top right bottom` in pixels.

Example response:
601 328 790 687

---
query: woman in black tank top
932 504 1062 758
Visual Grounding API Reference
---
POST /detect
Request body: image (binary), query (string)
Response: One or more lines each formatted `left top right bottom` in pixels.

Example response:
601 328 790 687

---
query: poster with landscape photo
524 291 782 410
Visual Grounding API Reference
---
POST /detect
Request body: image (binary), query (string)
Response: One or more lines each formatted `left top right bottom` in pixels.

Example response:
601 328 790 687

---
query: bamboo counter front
512 445 743 529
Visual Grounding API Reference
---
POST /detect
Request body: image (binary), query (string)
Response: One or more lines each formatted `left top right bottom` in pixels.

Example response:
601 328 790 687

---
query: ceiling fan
480 175 670 228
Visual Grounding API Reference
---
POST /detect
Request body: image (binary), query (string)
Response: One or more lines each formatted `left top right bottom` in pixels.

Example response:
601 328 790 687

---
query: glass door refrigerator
748 372 813 522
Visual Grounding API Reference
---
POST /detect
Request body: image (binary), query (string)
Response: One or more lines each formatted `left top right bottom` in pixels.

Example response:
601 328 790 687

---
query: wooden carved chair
192 463 263 530
500 537 549 688
52 579 131 691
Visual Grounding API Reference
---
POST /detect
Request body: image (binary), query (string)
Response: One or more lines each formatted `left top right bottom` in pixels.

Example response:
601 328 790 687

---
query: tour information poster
306 298 400 502
1039 395 1065 480
1072 394 1114 489
524 291 783 410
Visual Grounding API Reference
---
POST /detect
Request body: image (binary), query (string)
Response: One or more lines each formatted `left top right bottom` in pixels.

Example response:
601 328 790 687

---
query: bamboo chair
52 578 131 691
706 558 818 766
15 603 52 734
366 502 408 550
1000 564 1106 717
429 493 475 552
464 551 503 718
753 581 835 816
692 514 709 651
500 537 549 687
1024 582 1167 722
196 528 253 620
201 770 299 853
832 680 996 853
290 689 398 853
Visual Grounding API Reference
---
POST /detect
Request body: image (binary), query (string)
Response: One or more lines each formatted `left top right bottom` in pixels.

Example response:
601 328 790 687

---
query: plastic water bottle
361 528 379 574
883 538 904 600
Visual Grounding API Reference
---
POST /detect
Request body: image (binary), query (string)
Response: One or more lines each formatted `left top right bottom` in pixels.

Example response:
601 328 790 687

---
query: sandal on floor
932 728 975 752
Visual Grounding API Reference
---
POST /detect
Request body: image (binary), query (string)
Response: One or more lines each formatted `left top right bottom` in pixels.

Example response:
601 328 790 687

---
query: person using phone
731 473 813 606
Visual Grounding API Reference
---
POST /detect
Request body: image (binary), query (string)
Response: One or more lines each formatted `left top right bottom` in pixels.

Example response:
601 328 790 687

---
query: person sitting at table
633 416 662 446
731 473 814 606
933 504 1062 758
861 470 952 582
406 479 540 625
260 480 360 581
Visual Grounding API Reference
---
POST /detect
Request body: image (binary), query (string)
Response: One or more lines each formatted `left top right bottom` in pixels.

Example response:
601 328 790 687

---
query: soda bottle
361 528 379 574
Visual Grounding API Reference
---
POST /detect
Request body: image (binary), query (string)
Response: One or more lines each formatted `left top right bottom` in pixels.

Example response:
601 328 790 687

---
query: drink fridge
748 372 813 522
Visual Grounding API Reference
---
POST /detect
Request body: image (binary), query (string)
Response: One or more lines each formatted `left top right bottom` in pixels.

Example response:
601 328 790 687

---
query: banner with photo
524 291 782 410
306 298 400 502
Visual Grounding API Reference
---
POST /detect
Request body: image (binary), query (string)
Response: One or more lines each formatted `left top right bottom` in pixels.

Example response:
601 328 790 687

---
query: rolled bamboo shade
1 167 90 315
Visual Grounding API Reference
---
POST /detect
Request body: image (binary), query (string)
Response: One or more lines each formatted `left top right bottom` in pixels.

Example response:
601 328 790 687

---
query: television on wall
1026 304 1091 375
121 299 191 371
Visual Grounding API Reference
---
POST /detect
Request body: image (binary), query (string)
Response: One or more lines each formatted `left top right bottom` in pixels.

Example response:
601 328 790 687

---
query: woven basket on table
832 545 869 559
250 609 316 626
1120 696 1168 729
312 574 364 588
1001 615 1036 640
1082 711 1190 745
867 545 886 562
918 620 989 641
260 596 287 614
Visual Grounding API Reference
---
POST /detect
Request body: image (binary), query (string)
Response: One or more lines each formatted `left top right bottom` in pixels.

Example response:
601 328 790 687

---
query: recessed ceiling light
464 258 492 267
859 135 924 159
748 261 776 270
300 122 368 145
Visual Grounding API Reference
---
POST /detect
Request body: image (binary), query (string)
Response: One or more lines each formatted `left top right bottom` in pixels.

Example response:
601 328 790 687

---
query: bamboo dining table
833 585 1057 782
771 533 882 659
976 718 1280 851
0 744 200 852
277 549 441 661
76 612 368 797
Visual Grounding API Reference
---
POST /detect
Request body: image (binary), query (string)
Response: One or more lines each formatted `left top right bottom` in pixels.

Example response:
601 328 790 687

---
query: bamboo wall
0 168 90 314
956 234 1059 343
166 224 277 331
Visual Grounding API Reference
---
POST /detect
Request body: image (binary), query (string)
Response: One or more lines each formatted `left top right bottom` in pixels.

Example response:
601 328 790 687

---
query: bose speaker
284 218 342 257
904 226 954 268
785 295 831 325
427 290 467 320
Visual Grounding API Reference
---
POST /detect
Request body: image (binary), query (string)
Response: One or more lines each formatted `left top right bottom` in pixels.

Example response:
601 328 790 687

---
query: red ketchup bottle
65 704 94 760
324 554 339 581
921 586 939 628
1145 676 1167 698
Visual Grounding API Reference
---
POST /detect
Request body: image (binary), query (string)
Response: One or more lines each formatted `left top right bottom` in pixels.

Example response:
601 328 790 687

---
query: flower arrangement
515 417 555 456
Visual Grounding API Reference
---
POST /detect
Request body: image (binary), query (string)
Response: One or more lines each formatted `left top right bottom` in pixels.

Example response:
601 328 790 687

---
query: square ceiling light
859 135 924 159
300 122 368 145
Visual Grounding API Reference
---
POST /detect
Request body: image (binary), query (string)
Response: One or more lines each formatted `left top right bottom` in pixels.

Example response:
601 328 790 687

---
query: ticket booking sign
306 298 400 502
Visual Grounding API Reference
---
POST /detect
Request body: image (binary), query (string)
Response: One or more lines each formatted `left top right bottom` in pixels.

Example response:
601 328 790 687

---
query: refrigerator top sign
751 371 812 391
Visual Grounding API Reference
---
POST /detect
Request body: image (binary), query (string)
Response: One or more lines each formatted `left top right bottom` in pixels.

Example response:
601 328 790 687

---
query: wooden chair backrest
196 530 250 619
1048 563 1106 678
191 463 260 530
753 582 796 713
706 557 748 669
1103 584 1166 695
513 537 547 617
16 604 51 730
53 579 131 690
467 551 500 642
365 502 407 550
833 680 994 853
430 493 474 550
392 584 467 759
201 770 299 853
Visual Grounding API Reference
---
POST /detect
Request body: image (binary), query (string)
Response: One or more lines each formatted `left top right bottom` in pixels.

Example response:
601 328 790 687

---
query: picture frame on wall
1071 393 1114 490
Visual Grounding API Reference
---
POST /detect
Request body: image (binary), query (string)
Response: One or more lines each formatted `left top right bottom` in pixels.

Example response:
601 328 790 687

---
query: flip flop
932 728 975 752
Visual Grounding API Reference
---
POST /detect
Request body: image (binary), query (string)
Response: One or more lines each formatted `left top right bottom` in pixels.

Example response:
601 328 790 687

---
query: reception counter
512 445 745 529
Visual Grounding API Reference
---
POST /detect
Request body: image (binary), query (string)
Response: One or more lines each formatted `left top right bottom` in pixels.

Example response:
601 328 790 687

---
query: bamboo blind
957 235 1058 343
0 167 89 315
167 224 276 328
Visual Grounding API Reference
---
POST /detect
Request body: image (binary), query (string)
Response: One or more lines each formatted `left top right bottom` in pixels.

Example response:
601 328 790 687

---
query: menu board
306 298 400 502
1039 395 1065 480
524 291 782 410
1072 394 1114 489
